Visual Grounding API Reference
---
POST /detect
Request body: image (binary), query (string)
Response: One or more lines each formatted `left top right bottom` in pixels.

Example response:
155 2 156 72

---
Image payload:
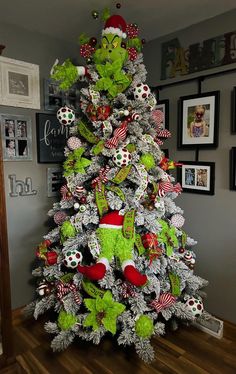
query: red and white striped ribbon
91 165 110 191
56 281 81 305
74 185 85 196
158 180 182 196
150 292 176 312
157 129 171 138
105 121 128 149
121 282 137 298
152 109 164 127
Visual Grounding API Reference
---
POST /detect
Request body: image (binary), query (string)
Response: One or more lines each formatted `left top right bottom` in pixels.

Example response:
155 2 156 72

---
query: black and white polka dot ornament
133 83 151 101
185 297 203 318
67 136 81 150
63 249 83 269
112 147 132 167
57 106 75 125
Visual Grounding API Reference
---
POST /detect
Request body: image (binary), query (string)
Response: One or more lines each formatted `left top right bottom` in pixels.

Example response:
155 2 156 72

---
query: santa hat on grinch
102 14 127 39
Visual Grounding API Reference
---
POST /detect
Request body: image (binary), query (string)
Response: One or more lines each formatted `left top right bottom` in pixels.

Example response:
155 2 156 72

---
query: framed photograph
44 79 80 112
230 147 236 190
0 56 40 109
47 167 64 197
36 113 70 163
177 161 215 195
231 87 236 134
0 113 32 161
178 91 220 148
156 99 169 130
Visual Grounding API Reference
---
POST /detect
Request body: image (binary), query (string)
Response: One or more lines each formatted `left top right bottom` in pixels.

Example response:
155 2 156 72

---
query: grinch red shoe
123 264 147 287
77 262 106 281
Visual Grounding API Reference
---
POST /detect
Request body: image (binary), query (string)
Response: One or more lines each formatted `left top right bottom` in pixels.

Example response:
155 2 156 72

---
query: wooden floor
1 315 236 374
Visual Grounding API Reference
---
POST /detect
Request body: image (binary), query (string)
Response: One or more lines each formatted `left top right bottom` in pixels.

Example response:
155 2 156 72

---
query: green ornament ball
92 10 99 19
58 310 77 331
135 315 154 338
140 153 155 170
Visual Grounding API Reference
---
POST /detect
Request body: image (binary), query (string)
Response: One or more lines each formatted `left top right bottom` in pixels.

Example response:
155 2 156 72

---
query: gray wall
144 10 236 323
0 22 79 309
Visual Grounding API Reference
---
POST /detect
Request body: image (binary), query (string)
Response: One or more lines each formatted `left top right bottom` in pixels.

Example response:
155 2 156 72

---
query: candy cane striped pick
152 109 164 127
158 180 182 196
157 129 171 138
150 292 176 312
56 281 81 305
60 185 73 200
121 282 137 298
105 121 128 149
91 165 110 191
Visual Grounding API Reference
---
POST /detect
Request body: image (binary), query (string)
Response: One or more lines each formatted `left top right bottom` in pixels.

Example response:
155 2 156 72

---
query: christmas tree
27 7 209 363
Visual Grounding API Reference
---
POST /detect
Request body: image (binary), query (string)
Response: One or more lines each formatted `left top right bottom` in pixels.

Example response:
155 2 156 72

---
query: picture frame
44 79 80 113
230 147 236 190
177 161 215 195
36 113 70 163
231 87 236 134
178 91 220 148
47 167 64 197
156 99 169 130
0 56 40 109
0 113 32 161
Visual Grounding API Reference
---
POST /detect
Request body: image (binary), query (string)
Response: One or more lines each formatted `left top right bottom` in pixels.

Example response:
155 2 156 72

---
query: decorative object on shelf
177 161 215 195
0 44 5 55
0 114 32 161
36 113 70 163
8 174 37 197
230 147 236 191
155 99 169 130
178 91 220 149
0 56 40 109
44 79 80 112
231 87 236 134
161 31 236 80
47 167 64 197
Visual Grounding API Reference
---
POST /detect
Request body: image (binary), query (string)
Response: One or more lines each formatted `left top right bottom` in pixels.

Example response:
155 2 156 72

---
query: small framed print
1 114 32 161
47 167 64 197
230 147 236 190
177 161 215 195
178 91 220 148
44 79 80 112
231 87 236 134
0 56 40 109
156 99 169 130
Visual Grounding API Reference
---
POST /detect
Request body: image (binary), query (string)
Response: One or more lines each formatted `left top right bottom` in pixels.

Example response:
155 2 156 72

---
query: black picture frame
44 79 80 113
230 147 236 190
231 87 236 134
177 161 215 195
156 99 169 130
178 91 220 149
36 113 70 163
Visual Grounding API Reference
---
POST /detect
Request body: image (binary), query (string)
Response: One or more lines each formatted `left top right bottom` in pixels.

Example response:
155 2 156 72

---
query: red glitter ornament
80 196 87 204
89 37 97 46
121 42 126 49
46 251 58 265
127 47 138 61
126 23 139 39
142 233 158 249
80 43 95 59
141 38 146 45
116 3 121 8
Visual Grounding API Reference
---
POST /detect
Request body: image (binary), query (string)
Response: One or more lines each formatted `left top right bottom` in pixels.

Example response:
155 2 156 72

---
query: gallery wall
0 21 80 309
144 10 236 323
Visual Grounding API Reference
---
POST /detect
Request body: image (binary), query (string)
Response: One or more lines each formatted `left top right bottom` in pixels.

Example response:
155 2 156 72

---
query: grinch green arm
51 59 79 90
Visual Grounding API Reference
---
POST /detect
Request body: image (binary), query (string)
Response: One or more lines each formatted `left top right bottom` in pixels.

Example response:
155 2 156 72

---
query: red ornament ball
179 247 185 254
142 38 146 45
127 47 138 61
80 196 87 204
89 37 97 47
121 42 126 49
46 251 58 265
116 3 121 8
43 239 51 247
80 43 95 59
149 194 156 201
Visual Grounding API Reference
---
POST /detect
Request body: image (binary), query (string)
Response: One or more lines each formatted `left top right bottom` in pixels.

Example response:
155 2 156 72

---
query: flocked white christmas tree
26 7 209 363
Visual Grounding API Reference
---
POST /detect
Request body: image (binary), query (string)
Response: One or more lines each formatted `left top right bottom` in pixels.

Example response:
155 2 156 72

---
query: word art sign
9 174 37 197
161 31 236 80
36 113 70 163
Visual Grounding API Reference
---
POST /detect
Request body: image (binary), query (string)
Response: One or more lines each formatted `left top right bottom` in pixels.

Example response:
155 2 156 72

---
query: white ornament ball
185 297 204 318
169 253 180 262
79 204 86 213
112 147 132 167
74 202 80 210
67 136 81 150
57 106 75 125
184 251 193 262
170 213 185 228
63 249 83 269
123 109 130 116
133 83 151 101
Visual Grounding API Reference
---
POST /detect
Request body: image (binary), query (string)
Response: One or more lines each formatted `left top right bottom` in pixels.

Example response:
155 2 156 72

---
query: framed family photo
177 161 215 195
178 91 220 148
230 147 236 190
0 113 32 161
156 99 169 130
0 56 40 109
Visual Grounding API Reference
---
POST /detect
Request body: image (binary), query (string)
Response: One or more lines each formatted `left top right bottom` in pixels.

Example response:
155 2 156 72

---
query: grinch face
94 33 128 65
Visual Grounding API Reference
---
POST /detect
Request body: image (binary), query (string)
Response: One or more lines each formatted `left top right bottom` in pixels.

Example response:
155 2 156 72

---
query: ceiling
1 0 236 43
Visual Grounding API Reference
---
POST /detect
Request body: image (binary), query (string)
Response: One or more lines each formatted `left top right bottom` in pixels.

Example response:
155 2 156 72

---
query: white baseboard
193 316 224 339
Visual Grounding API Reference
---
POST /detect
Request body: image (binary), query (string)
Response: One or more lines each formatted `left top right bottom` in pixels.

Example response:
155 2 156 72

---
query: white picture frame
0 56 40 109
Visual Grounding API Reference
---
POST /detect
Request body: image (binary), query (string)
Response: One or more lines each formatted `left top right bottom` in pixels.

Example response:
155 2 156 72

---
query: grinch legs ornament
78 211 147 287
